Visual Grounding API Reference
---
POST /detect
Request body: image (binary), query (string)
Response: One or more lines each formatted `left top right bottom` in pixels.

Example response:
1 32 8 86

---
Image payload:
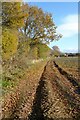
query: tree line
2 2 61 61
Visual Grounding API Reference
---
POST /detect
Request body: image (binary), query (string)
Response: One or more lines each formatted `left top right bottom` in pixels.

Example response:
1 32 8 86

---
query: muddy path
28 60 80 120
2 62 47 119
2 60 80 120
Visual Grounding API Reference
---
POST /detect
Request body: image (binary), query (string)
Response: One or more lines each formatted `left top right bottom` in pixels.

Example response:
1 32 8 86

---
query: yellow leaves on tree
2 2 29 60
2 28 18 60
2 2 28 28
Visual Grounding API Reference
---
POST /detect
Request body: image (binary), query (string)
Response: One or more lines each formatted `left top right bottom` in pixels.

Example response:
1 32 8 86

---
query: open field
54 57 79 82
1 57 80 120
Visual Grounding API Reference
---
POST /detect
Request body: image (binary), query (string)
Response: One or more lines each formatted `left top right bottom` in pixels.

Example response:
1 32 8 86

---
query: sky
24 2 78 53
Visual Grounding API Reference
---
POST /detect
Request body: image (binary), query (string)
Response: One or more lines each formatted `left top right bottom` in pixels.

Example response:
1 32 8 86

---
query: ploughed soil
1 60 80 120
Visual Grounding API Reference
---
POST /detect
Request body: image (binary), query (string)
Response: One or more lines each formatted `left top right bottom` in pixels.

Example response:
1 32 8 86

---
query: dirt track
2 60 80 120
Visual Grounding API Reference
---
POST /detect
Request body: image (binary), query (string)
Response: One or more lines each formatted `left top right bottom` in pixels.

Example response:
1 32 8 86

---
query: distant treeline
65 53 80 57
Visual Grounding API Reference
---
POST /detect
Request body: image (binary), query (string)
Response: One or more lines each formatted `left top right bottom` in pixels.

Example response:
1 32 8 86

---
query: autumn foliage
2 2 61 60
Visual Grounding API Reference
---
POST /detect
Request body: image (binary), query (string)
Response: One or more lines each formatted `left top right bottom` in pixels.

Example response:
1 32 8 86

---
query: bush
2 28 18 60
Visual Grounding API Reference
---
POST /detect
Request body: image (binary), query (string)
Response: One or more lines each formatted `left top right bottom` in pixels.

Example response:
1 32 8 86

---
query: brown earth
1 60 80 120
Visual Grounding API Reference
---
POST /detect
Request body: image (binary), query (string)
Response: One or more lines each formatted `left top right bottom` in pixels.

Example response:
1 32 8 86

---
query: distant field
54 57 79 81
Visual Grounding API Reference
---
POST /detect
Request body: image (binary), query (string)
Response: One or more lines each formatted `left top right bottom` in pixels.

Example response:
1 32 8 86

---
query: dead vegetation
1 59 80 120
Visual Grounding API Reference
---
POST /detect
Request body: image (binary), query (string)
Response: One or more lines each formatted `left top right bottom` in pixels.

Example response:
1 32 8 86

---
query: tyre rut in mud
28 60 80 120
2 60 80 120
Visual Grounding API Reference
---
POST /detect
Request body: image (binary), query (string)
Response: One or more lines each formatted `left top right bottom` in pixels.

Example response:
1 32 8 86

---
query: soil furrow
2 60 80 120
28 60 80 120
54 61 80 94
52 61 80 103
